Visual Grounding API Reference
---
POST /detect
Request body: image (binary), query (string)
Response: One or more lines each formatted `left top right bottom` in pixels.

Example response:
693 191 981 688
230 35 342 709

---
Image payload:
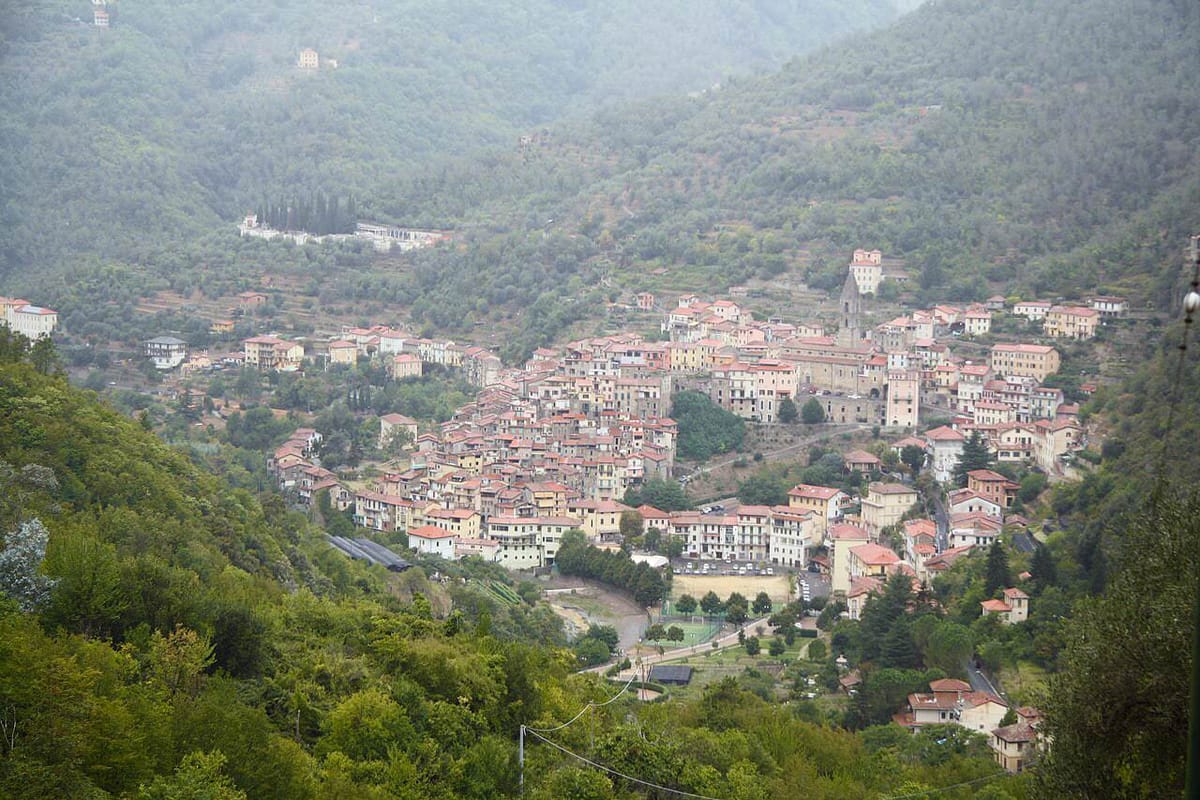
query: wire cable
1153 235 1200 490
524 669 639 734
878 769 1009 799
524 728 728 800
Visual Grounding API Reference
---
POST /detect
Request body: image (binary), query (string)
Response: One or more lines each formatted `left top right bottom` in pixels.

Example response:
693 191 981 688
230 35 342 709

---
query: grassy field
673 573 792 602
657 638 818 699
1001 660 1051 706
655 620 721 647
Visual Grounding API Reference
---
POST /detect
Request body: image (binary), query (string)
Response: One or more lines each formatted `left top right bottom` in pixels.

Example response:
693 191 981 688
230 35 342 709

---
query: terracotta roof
869 482 917 495
636 504 670 519
408 525 456 539
929 678 972 693
849 543 901 565
829 523 869 540
992 722 1037 743
788 484 842 500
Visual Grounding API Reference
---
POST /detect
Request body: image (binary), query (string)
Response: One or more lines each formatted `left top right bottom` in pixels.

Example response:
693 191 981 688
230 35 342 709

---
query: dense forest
11 0 1198 363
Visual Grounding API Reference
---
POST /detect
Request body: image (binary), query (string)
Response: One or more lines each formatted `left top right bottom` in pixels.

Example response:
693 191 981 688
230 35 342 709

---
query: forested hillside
21 0 1194 362
0 0 901 280
341 0 1200 356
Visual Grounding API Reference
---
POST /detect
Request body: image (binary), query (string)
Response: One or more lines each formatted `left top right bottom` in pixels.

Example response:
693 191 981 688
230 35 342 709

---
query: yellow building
787 484 845 538
989 343 1060 381
243 336 304 371
389 353 423 379
1044 305 1099 339
860 482 919 535
328 340 357 366
424 507 481 538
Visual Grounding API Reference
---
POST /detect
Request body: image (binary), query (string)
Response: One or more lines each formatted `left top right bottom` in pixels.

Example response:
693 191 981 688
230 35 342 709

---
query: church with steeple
837 271 866 348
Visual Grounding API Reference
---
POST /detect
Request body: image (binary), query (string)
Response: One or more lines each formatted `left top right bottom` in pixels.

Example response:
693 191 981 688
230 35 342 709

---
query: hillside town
2 248 1117 775
223 249 1102 585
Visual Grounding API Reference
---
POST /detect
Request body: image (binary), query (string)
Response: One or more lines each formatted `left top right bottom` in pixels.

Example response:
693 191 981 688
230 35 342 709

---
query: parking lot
675 559 778 578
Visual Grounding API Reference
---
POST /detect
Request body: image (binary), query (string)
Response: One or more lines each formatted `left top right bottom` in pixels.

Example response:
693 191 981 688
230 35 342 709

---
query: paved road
964 657 1006 701
931 489 949 552
586 615 775 676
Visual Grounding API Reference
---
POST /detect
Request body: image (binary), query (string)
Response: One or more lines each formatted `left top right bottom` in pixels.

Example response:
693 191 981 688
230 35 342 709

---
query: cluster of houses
887 677 1043 773
646 254 1088 470
0 296 58 340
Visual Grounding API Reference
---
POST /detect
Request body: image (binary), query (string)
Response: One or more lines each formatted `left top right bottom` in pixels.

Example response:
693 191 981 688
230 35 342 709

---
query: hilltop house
980 587 1030 625
145 336 188 370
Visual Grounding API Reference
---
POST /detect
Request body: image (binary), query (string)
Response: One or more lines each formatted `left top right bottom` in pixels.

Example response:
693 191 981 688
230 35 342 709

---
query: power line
879 769 1009 799
524 670 639 734
1154 235 1200 489
524 728 729 800
528 726 1011 800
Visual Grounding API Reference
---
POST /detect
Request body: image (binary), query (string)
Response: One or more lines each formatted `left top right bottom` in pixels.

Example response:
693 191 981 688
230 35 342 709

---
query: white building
1 298 58 340
407 525 457 559
145 336 188 370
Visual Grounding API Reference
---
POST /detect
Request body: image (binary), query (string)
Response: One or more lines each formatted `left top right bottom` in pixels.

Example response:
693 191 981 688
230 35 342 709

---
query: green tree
619 510 644 541
1018 471 1048 504
752 592 773 615
675 594 698 614
777 396 798 424
768 637 786 657
807 639 827 661
320 688 416 762
670 391 746 460
744 636 760 656
801 398 826 425
1029 542 1057 591
666 625 685 642
737 475 789 506
858 573 914 661
645 623 666 641
726 600 749 627
953 430 993 487
984 540 1011 595
880 617 919 669
138 751 248 800
924 621 974 677
624 478 693 511
1037 494 1198 798
700 591 724 616
900 444 925 478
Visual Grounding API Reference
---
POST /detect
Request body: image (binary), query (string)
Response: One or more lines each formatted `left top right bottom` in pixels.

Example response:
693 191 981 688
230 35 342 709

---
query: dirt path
541 576 649 651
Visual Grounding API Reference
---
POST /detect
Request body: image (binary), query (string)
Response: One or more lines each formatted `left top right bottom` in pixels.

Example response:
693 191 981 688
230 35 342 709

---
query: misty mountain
0 0 902 279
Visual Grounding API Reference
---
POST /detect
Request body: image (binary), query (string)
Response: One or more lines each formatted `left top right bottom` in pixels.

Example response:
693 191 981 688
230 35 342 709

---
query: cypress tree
1029 542 1057 591
984 540 1011 595
953 430 992 487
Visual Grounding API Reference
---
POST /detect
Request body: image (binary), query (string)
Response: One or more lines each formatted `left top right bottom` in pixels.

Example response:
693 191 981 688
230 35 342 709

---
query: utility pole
1183 236 1200 799
518 724 525 794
